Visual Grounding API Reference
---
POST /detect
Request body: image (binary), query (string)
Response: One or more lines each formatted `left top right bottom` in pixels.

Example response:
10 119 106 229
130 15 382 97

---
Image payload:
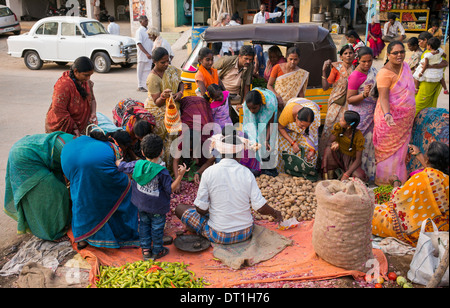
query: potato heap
254 173 318 222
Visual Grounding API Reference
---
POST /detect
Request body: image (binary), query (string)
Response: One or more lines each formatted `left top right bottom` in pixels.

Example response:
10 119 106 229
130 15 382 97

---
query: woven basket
164 94 182 134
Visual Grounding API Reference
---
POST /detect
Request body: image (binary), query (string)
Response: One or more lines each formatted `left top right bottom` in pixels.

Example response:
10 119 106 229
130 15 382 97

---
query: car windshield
80 21 107 36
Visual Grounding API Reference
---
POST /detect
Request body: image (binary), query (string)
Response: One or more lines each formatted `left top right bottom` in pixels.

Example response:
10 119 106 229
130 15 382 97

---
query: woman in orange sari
372 141 449 247
195 47 226 97
373 41 416 186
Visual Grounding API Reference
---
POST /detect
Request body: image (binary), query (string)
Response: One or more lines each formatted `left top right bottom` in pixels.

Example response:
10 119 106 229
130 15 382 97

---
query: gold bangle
321 76 327 80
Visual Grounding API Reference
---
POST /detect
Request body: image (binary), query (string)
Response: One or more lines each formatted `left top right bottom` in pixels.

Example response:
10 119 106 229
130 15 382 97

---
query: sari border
74 179 132 243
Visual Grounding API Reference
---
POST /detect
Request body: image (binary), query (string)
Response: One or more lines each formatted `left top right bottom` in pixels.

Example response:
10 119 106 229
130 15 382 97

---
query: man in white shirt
175 130 282 244
253 3 282 24
107 16 120 35
135 15 153 92
382 13 406 42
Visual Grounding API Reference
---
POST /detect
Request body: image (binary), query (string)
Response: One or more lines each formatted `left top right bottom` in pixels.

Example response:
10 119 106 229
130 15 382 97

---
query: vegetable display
373 185 393 204
254 174 318 222
94 260 209 288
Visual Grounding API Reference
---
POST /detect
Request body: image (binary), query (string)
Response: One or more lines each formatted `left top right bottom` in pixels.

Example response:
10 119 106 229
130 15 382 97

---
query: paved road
0 27 187 251
0 24 448 252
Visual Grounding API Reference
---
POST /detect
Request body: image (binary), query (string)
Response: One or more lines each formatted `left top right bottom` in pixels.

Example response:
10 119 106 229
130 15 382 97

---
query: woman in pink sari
373 41 416 186
367 17 385 59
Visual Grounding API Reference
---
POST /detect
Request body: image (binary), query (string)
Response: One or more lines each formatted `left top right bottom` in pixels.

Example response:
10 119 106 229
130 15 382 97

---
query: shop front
379 0 448 34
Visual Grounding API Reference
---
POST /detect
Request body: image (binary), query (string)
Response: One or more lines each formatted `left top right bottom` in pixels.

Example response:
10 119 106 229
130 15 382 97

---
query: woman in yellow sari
267 47 309 109
276 98 320 173
145 47 185 165
372 141 449 247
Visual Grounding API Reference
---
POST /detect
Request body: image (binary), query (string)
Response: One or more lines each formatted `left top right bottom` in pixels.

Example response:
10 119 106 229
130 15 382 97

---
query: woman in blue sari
61 129 140 249
242 88 278 173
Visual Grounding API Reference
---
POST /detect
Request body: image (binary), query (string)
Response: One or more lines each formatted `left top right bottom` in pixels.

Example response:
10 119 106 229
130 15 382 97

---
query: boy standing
117 134 188 260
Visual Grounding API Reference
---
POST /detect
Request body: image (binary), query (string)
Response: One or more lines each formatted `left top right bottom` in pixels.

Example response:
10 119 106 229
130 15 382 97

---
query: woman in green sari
4 132 75 241
415 31 448 115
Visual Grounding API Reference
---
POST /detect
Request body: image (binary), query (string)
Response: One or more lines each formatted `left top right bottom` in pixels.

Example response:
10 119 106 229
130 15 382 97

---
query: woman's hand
341 172 350 181
363 84 372 98
384 113 396 127
330 141 339 152
89 113 98 125
161 89 172 100
174 90 183 101
322 59 332 71
292 142 300 154
408 144 420 156
115 158 123 167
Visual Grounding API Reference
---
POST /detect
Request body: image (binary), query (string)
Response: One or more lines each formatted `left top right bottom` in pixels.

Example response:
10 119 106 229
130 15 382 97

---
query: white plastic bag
407 218 449 286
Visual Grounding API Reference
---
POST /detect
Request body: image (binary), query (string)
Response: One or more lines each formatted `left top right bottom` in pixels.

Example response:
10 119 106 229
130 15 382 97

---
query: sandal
444 90 449 95
151 247 169 260
142 248 152 260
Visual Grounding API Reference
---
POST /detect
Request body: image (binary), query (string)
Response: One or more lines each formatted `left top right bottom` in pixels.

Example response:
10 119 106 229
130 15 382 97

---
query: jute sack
312 178 375 272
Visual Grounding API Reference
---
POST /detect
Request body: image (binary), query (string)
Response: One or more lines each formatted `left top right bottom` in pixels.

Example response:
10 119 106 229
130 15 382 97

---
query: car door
57 22 86 62
32 21 59 60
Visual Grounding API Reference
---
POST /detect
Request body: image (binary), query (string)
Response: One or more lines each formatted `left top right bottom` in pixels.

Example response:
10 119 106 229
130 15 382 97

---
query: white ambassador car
7 16 137 73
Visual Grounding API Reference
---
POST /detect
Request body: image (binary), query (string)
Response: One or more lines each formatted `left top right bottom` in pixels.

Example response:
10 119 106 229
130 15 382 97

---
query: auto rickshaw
180 23 337 125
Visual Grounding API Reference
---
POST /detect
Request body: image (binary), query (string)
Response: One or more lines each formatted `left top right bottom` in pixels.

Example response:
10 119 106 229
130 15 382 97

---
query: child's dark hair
112 130 132 148
340 110 360 152
134 120 153 139
407 37 419 46
245 89 263 106
206 83 222 100
141 133 164 159
427 36 441 51
427 141 449 175
198 47 213 62
297 107 315 135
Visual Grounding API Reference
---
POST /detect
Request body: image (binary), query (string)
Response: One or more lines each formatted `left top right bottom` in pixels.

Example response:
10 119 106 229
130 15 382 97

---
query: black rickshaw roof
201 23 331 44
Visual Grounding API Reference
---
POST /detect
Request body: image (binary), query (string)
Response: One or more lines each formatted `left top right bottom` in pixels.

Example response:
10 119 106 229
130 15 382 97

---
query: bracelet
291 141 296 146
384 112 392 118
321 76 327 80
362 92 367 98
392 179 402 186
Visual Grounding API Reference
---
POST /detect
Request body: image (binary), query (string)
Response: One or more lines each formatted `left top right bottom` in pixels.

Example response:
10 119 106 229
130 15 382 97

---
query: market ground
0 21 448 288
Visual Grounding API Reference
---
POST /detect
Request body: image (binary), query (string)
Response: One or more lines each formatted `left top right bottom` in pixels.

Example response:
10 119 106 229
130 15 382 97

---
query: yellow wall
161 0 176 31
299 0 312 23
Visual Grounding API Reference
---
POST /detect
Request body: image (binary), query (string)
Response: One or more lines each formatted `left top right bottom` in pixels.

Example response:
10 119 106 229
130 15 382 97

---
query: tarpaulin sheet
68 219 388 288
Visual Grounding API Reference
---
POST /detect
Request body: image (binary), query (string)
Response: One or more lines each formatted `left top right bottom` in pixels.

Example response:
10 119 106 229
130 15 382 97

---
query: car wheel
55 61 68 66
13 30 21 35
24 50 43 70
92 52 111 73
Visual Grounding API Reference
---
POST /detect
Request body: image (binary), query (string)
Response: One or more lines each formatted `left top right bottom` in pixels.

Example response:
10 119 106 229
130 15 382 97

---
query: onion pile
254 173 318 222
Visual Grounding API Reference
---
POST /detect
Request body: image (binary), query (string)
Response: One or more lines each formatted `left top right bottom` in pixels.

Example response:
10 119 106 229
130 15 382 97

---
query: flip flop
151 247 169 260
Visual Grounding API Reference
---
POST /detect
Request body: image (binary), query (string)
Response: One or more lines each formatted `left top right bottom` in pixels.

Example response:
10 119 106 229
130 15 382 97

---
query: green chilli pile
373 185 393 204
93 260 209 288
